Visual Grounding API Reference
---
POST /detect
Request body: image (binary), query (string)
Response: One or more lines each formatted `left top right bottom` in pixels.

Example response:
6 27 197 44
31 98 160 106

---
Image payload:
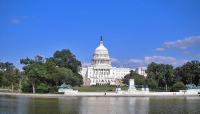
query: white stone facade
80 37 147 86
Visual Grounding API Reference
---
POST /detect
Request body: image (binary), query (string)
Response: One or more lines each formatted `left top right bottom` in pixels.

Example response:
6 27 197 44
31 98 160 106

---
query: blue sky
0 0 200 68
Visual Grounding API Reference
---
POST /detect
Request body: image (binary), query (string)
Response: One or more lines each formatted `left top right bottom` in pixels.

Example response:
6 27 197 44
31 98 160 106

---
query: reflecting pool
0 95 200 114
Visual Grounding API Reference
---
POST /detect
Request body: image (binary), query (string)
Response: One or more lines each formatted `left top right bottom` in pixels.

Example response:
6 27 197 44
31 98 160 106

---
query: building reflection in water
78 97 149 114
1 96 200 114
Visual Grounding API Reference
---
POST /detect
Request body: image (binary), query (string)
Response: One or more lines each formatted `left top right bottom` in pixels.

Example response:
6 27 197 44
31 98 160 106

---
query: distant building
136 67 147 77
80 36 147 86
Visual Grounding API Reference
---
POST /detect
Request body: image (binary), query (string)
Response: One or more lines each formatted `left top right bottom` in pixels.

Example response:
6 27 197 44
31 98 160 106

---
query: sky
0 0 200 68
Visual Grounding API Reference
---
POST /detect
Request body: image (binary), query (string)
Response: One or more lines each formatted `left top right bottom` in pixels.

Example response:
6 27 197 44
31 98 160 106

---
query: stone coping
0 91 199 98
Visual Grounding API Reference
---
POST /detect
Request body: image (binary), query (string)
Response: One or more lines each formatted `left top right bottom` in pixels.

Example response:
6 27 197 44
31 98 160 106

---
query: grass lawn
73 85 128 92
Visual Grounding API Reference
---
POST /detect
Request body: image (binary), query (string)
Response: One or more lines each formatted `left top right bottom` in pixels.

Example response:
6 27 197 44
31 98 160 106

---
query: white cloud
128 59 145 66
128 56 187 67
11 19 21 24
196 54 200 58
10 16 30 25
164 36 200 49
155 48 165 52
144 56 177 65
82 56 187 68
82 62 91 67
111 57 120 64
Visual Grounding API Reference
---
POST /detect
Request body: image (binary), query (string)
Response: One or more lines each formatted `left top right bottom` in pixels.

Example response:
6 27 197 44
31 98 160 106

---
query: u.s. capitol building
80 37 147 86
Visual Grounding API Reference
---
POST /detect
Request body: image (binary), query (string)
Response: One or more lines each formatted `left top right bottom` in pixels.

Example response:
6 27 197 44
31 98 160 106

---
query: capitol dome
94 39 109 54
92 36 111 66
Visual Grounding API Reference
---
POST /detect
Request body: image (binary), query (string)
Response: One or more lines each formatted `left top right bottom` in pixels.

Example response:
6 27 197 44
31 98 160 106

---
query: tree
0 62 4 86
147 78 158 89
20 49 83 93
177 61 200 85
18 71 26 93
20 56 47 93
50 67 73 85
45 58 83 87
146 63 174 91
174 67 184 82
51 49 81 73
47 49 83 86
0 62 20 92
122 70 145 86
171 82 186 92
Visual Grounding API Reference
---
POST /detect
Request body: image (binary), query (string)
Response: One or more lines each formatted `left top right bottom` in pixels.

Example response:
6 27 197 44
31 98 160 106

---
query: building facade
80 37 147 86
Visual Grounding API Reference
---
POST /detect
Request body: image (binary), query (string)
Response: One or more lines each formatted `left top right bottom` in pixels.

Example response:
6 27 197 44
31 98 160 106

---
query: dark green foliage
147 78 158 89
36 83 50 93
134 75 146 85
51 49 81 73
146 63 174 91
171 82 186 92
174 61 200 85
146 61 200 91
122 70 145 86
21 82 32 93
20 49 83 93
20 56 47 93
0 61 21 92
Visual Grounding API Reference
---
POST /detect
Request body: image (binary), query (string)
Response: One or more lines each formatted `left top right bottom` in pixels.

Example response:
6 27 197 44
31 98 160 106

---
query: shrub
134 75 145 85
21 82 32 93
171 82 186 92
49 86 58 93
147 78 158 89
36 83 50 93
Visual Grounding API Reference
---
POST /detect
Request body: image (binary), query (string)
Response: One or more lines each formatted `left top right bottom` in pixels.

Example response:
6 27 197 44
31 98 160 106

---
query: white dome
95 44 108 51
94 41 109 54
92 37 111 66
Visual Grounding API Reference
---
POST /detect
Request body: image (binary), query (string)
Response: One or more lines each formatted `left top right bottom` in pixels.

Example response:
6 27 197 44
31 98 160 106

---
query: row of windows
92 79 114 83
87 72 128 76
94 54 108 57
93 60 110 64
86 69 129 76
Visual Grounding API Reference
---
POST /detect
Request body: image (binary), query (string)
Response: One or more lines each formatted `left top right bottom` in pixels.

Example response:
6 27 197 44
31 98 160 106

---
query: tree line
123 61 200 91
1 48 200 93
0 49 82 93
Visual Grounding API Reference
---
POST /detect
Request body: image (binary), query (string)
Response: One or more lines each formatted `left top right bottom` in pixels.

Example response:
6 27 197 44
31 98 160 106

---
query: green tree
0 62 20 92
0 62 4 86
21 49 83 93
146 78 158 89
146 63 174 91
171 82 186 92
50 49 81 73
36 83 50 93
45 58 82 87
20 56 47 93
178 61 200 85
122 70 145 86
47 49 83 86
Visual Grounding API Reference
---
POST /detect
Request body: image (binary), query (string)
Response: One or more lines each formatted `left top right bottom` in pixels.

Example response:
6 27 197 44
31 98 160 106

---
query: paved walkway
0 91 199 97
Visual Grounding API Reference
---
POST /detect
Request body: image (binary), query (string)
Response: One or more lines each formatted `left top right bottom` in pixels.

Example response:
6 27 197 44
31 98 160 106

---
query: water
0 95 200 114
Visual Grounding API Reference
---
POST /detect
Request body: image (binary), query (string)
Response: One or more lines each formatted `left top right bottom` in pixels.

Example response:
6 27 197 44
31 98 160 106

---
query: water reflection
16 96 29 114
78 97 149 114
58 97 81 114
0 96 200 114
